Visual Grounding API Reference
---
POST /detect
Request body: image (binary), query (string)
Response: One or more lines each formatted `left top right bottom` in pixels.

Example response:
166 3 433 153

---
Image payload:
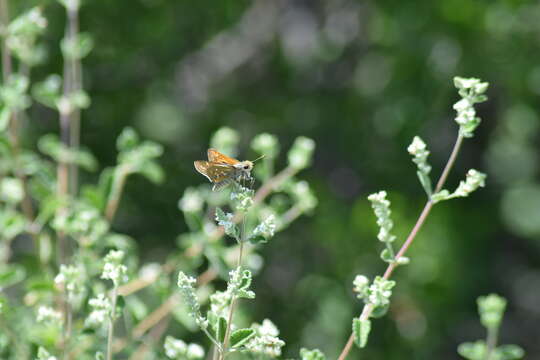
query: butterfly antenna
251 154 266 163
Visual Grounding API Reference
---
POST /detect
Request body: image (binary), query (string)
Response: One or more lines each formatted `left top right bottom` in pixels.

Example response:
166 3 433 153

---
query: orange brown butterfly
194 149 264 191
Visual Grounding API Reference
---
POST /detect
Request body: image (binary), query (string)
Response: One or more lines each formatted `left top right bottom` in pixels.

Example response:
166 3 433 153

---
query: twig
337 134 465 360
131 294 179 339
128 315 171 360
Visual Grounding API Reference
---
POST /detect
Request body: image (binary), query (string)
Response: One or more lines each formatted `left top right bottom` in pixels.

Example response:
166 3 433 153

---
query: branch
337 134 465 360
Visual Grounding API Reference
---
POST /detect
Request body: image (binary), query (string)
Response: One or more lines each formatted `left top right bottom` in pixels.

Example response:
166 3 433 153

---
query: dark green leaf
230 328 256 348
217 316 227 343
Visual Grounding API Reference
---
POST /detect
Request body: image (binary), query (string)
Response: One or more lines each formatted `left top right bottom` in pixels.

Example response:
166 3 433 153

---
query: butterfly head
234 160 254 173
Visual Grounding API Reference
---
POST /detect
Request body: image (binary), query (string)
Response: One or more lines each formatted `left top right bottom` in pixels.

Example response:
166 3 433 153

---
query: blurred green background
16 0 540 358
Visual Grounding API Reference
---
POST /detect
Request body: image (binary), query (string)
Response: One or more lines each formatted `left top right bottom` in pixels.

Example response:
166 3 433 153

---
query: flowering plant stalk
338 77 491 359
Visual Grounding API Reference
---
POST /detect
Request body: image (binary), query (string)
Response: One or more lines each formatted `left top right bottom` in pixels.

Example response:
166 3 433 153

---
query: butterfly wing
207 148 239 165
194 161 213 182
206 163 235 183
194 160 235 183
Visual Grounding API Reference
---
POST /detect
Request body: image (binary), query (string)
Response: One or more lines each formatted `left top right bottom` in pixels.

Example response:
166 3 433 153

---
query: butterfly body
194 149 254 191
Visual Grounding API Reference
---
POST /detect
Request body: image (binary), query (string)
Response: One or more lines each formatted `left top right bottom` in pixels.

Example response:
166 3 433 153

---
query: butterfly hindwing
207 163 235 183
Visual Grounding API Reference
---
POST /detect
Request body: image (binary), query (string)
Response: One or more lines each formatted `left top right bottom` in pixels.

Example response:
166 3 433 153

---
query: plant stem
65 5 82 195
485 326 498 360
337 133 465 360
105 166 129 223
62 301 73 360
107 285 119 360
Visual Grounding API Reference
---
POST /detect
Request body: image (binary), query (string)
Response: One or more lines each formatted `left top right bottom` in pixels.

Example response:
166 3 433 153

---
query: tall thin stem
65 6 81 195
107 285 119 360
485 326 498 360
337 133 465 360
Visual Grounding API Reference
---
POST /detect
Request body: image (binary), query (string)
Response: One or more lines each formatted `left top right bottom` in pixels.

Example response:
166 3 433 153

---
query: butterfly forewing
207 148 239 164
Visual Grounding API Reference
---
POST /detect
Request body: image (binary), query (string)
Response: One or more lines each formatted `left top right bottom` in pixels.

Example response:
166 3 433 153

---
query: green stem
485 326 499 360
107 285 119 360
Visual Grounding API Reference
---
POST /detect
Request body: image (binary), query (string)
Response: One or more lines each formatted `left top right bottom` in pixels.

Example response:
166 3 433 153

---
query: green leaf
248 234 267 244
61 32 94 60
495 345 525 360
431 189 451 203
380 248 395 263
0 265 26 288
216 316 227 343
139 161 164 184
352 318 371 348
116 127 139 151
230 328 256 348
417 170 432 197
32 74 62 108
457 341 486 360
370 303 389 318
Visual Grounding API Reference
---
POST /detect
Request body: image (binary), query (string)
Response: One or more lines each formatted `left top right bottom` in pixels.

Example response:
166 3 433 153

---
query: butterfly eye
243 165 250 170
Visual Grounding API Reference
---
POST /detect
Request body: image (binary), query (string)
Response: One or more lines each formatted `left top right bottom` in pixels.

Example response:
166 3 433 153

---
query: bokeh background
17 0 540 358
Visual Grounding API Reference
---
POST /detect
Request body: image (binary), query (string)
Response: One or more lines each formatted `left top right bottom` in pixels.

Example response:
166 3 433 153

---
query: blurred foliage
2 0 540 359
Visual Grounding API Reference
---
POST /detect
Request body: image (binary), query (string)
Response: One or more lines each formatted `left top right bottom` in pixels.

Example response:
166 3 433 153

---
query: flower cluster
226 267 255 300
36 306 62 325
215 208 240 240
101 250 128 286
177 272 207 329
245 319 285 358
477 293 506 330
85 294 111 327
453 77 489 138
407 136 433 196
251 133 279 159
250 214 277 244
432 169 487 203
54 264 85 305
36 347 57 360
407 136 431 175
164 336 205 360
179 187 204 213
367 191 396 245
230 185 254 213
290 181 318 213
353 276 396 310
288 136 316 170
